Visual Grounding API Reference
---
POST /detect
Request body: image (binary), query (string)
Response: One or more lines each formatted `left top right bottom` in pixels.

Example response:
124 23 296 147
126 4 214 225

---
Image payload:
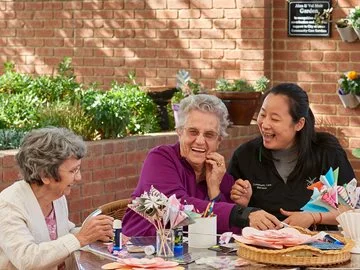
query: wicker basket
236 227 354 267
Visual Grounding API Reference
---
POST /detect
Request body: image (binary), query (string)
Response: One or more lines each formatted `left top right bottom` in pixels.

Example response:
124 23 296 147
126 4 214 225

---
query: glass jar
156 229 174 257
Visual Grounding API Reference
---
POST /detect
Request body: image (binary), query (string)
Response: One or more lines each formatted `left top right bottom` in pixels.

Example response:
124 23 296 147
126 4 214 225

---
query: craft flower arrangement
128 186 200 257
302 167 360 213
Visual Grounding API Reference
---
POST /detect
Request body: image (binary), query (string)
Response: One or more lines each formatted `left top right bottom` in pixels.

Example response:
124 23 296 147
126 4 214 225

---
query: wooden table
73 238 360 270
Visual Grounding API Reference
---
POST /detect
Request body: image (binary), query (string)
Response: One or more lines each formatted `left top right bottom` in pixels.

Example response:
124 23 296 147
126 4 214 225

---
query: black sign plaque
288 0 331 37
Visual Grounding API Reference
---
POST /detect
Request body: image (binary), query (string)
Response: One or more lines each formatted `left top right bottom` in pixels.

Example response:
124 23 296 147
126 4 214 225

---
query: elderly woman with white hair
0 127 114 270
122 94 268 236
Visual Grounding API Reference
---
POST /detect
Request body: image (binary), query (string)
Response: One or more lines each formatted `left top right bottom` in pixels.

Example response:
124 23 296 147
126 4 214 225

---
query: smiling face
257 93 305 150
42 157 82 199
177 109 221 169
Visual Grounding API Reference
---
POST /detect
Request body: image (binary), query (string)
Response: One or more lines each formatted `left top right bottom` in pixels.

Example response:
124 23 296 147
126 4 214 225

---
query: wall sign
288 0 331 37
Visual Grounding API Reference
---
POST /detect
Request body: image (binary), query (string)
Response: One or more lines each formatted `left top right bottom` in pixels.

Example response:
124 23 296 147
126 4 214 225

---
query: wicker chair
83 198 131 225
98 198 131 220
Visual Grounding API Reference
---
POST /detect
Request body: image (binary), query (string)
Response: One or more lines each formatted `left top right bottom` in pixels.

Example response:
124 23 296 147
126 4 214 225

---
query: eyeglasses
184 127 219 141
59 166 81 178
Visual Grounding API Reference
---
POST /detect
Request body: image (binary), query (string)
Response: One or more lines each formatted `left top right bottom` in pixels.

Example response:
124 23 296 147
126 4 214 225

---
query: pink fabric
45 207 65 270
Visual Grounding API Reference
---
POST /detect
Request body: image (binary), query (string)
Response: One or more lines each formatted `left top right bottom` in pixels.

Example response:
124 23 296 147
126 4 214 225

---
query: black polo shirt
228 136 355 222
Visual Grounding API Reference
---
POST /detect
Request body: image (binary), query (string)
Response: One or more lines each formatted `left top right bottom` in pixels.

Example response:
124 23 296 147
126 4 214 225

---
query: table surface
73 237 360 270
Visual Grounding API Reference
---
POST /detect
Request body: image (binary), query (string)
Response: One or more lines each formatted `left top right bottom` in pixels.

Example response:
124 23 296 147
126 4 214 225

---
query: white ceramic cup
188 216 217 248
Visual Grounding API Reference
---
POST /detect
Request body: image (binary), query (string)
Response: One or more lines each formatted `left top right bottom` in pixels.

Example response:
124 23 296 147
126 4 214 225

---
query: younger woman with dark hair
228 83 355 230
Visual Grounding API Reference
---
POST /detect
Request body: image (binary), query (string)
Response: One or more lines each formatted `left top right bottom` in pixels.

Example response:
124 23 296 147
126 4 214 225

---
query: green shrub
110 81 161 134
0 92 43 130
80 89 129 139
0 129 26 150
0 63 33 94
37 102 97 141
28 58 82 104
0 59 162 148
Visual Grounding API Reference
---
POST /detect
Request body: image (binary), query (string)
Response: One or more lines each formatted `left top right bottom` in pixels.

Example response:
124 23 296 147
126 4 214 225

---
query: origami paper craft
301 167 360 212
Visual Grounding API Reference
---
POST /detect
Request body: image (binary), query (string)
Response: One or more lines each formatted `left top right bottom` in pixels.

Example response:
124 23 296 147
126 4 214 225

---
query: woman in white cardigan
0 127 114 270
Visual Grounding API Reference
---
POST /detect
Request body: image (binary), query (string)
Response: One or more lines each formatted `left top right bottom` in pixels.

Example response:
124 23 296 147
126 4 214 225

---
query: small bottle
112 219 122 253
173 227 183 256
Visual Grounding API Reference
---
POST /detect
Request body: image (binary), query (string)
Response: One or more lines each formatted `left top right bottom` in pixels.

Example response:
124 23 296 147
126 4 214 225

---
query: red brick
168 0 189 9
69 197 92 212
179 9 200 19
82 182 105 197
201 29 224 39
126 151 147 164
92 194 117 208
190 40 211 49
190 19 212 29
124 0 145 9
169 20 189 29
190 0 212 8
179 29 200 39
105 179 127 193
213 0 235 8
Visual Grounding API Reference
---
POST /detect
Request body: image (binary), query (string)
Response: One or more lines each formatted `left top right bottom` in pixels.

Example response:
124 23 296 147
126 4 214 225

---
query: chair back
99 198 132 220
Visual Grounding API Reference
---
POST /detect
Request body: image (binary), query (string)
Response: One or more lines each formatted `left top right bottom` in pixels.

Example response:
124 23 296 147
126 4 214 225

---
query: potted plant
353 148 360 159
335 19 358 42
348 6 360 39
313 4 358 42
337 71 360 108
171 70 202 126
212 76 269 125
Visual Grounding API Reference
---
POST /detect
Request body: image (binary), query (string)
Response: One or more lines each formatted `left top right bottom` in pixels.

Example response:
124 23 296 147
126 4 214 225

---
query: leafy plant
0 129 26 150
254 76 270 92
171 70 201 104
80 89 129 139
0 92 43 130
215 76 269 93
336 19 350 28
37 102 97 141
110 79 160 135
0 59 161 147
338 71 360 95
353 148 360 158
0 63 33 94
348 6 360 29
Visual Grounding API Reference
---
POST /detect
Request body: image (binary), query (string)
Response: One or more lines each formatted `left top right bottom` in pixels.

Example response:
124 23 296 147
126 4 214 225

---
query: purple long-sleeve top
122 142 241 236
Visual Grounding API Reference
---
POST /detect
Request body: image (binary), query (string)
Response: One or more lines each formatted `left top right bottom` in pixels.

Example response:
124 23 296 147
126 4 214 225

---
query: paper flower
302 167 360 212
128 186 200 230
128 186 201 256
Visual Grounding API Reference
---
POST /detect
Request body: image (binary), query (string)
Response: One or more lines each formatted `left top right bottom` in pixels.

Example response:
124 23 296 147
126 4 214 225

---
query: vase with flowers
128 186 200 257
337 71 360 108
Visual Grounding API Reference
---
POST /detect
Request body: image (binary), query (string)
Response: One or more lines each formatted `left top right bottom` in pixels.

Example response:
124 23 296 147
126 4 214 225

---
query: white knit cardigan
0 180 81 270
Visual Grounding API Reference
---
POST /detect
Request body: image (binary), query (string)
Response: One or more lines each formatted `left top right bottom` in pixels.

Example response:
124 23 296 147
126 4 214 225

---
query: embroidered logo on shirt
253 183 272 190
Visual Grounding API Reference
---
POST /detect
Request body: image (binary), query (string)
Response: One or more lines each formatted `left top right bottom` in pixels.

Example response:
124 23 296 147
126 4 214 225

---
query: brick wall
0 0 270 88
272 1 360 178
0 126 259 225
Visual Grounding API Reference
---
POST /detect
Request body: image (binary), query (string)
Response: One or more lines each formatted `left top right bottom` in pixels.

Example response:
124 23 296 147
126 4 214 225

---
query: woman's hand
230 179 252 207
75 215 114 247
280 208 314 228
205 152 226 200
249 210 282 230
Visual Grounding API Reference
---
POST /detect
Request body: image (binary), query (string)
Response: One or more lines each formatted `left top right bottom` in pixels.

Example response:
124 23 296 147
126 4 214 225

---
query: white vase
356 95 360 103
336 25 358 42
354 27 360 39
338 91 360 109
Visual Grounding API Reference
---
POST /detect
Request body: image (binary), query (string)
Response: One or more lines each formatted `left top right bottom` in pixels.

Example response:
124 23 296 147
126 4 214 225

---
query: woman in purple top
122 94 273 236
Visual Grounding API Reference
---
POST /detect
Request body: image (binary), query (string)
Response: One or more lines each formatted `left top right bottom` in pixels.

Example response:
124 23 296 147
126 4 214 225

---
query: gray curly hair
176 94 230 137
15 127 87 186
